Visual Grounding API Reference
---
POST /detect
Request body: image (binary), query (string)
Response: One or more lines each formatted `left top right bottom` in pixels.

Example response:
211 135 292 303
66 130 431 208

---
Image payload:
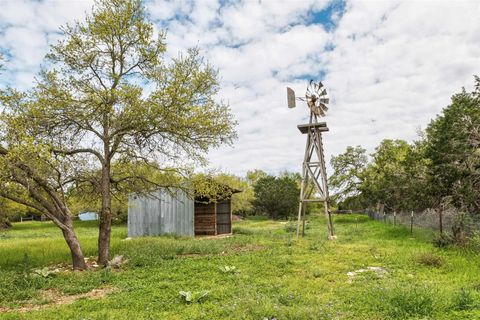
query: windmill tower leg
317 131 335 239
296 116 336 239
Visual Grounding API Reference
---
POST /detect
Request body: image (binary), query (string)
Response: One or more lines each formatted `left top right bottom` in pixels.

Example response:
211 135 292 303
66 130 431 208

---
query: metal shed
128 188 235 237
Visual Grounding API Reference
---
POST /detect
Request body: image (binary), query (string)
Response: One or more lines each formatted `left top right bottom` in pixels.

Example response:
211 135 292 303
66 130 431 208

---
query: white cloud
0 0 92 88
1 0 480 178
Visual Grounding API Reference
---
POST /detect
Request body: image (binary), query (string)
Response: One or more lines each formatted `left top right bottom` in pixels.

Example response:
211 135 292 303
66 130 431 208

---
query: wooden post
393 210 396 227
438 205 444 235
410 211 414 234
301 204 306 237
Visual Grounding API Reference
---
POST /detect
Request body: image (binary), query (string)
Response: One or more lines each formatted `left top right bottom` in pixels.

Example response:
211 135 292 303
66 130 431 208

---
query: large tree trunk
98 163 112 266
61 217 87 270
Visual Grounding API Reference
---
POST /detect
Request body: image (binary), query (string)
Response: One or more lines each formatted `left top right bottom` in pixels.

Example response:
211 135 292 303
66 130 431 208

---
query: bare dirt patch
0 287 117 313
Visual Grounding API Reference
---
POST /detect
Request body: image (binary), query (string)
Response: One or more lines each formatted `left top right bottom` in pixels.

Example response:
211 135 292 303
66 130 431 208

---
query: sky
1 0 480 177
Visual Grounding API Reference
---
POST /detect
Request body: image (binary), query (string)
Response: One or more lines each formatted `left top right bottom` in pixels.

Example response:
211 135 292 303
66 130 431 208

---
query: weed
308 241 325 251
285 236 294 247
179 290 209 303
219 265 238 274
452 288 476 310
381 284 435 318
416 252 444 267
312 269 322 278
433 233 454 248
31 267 57 278
284 221 297 233
468 230 480 253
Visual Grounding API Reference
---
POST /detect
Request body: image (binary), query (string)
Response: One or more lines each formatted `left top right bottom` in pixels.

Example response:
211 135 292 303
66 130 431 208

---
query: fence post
393 211 396 227
410 211 414 234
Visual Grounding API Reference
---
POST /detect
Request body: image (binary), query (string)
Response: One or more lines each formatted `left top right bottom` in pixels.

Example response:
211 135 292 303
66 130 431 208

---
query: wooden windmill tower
287 80 335 239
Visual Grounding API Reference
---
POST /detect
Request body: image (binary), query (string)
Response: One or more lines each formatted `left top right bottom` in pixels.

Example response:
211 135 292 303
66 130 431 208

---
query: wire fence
366 207 479 235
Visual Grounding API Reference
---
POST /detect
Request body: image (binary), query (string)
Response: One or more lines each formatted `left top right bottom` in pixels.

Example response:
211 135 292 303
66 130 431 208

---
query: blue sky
1 0 480 176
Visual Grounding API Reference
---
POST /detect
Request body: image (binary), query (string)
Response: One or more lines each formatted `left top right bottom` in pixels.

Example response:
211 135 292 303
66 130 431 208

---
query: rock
109 255 128 268
347 266 388 283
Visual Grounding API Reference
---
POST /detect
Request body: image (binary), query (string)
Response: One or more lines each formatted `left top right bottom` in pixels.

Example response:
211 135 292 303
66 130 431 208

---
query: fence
366 207 479 235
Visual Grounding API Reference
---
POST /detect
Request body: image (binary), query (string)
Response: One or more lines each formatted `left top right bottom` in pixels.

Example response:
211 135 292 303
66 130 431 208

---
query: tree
246 169 269 186
252 175 300 219
213 173 254 216
24 0 236 265
425 79 480 215
329 145 368 204
0 96 87 268
424 78 480 234
0 197 13 229
359 139 413 212
0 54 9 230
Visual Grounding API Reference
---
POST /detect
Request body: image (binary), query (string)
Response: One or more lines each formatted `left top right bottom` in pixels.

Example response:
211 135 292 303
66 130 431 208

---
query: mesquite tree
28 0 236 265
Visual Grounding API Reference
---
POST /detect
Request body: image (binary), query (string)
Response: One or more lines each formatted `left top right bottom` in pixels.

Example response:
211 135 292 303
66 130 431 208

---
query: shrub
416 252 444 268
433 233 454 248
252 175 300 220
468 230 480 253
452 212 473 244
284 221 297 233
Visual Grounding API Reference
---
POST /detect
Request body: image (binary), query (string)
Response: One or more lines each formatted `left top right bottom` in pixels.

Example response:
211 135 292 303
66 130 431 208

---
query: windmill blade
319 98 329 104
304 80 330 117
306 81 314 95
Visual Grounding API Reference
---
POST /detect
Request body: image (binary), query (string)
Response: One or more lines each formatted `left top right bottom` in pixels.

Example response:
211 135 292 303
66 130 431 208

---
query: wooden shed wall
194 199 232 236
194 202 216 235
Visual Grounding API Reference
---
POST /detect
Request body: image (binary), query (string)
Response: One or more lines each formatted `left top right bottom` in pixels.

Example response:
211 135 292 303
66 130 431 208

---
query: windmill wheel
305 80 329 117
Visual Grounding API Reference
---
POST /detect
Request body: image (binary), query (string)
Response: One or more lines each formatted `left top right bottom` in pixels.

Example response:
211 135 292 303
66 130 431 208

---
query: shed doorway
194 198 232 236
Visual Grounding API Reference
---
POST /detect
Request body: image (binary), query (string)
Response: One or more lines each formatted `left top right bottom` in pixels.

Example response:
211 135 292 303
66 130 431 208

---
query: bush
284 221 297 233
452 212 473 244
252 175 300 220
433 233 454 248
416 252 444 267
467 230 480 253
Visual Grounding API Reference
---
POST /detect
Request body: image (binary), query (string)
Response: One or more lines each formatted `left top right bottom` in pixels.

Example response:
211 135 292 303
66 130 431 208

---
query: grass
0 214 479 319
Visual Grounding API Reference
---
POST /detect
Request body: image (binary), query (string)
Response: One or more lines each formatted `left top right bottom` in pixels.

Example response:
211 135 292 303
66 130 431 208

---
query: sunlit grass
1 214 479 319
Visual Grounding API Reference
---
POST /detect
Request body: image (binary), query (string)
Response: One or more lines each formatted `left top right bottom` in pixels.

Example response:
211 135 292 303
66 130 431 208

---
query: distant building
78 212 99 221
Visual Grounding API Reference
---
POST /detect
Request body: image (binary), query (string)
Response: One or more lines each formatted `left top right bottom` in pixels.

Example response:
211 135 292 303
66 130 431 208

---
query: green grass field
1 214 479 319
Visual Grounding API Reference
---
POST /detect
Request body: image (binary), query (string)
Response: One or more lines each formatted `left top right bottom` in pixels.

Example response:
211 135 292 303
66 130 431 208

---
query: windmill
287 80 335 239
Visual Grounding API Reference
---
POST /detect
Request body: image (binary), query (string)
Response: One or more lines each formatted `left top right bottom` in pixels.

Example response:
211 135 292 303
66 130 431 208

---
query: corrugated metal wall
128 189 194 237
